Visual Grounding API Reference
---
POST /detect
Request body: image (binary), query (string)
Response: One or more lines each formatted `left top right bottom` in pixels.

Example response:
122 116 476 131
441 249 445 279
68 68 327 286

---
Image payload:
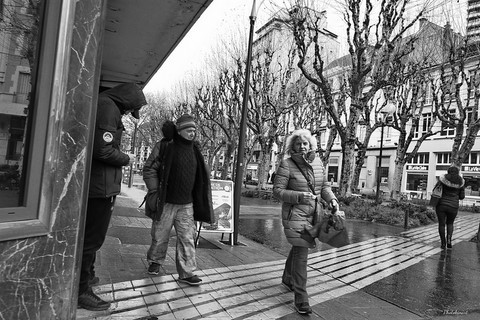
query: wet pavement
77 182 480 319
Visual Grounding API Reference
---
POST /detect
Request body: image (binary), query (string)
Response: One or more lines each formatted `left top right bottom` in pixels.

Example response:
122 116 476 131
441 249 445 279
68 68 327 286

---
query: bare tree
288 0 426 196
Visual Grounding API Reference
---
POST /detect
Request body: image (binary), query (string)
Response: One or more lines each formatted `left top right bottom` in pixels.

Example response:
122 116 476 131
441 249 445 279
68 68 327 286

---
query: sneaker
78 289 110 311
148 262 160 275
178 275 202 286
281 280 293 291
88 276 100 286
295 302 312 315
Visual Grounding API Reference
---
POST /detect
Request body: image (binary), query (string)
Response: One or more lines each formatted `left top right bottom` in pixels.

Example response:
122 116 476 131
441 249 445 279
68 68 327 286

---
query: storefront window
464 176 480 197
406 173 428 191
0 1 41 210
0 1 71 240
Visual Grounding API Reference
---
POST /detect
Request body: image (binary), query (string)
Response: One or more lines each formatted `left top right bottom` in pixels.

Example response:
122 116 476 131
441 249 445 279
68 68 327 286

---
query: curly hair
284 129 317 156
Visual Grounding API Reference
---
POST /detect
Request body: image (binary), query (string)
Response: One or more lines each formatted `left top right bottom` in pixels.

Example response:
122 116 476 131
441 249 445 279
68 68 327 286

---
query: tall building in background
467 0 480 42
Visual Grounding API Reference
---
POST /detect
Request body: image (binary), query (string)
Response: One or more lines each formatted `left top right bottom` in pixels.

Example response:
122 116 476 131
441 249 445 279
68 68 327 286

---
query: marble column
0 0 107 319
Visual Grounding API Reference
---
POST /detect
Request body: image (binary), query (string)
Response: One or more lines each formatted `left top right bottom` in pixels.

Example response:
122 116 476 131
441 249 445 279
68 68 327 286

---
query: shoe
295 302 312 314
88 276 100 286
447 236 452 249
78 289 110 311
281 280 293 291
178 275 202 286
148 263 160 275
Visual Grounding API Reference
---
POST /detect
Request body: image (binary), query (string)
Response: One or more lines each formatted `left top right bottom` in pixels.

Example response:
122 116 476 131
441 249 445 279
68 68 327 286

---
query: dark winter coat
89 83 146 198
142 121 215 223
273 153 336 248
438 174 465 209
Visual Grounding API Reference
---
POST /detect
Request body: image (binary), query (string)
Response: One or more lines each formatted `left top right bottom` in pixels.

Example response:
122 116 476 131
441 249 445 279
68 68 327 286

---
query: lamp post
128 121 138 188
233 0 260 245
375 119 384 204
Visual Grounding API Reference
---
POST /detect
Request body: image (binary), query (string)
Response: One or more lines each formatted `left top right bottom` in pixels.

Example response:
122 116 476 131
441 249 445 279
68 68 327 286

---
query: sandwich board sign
196 179 234 244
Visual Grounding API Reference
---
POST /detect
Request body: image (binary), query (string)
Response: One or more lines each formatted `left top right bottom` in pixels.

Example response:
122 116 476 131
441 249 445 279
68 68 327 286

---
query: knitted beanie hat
176 114 196 131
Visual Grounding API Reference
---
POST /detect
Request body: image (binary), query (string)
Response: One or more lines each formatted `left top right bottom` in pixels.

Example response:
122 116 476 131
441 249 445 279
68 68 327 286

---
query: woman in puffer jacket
273 129 338 315
436 166 465 249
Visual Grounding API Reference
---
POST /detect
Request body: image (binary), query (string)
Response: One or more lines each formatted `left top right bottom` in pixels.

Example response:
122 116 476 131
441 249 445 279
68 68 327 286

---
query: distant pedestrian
272 129 338 315
142 114 215 285
435 166 465 249
78 83 146 311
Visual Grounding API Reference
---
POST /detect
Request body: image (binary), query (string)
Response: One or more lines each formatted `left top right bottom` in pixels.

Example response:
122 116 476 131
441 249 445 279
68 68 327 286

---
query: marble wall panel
0 0 106 319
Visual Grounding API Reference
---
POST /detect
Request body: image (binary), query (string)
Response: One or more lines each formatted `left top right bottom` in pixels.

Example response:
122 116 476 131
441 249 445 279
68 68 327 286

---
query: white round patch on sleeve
103 132 113 143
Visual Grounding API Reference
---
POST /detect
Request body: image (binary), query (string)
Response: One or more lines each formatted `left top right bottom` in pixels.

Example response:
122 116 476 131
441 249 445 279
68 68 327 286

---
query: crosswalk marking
79 214 479 319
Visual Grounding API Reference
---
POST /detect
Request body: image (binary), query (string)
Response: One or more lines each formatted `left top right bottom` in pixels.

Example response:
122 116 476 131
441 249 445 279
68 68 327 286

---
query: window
414 112 433 138
327 157 338 183
0 1 72 241
424 84 432 105
436 153 451 164
440 109 456 136
408 152 429 164
406 173 428 191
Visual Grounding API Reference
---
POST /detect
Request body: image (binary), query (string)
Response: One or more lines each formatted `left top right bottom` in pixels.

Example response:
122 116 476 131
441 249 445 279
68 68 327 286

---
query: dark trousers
436 204 458 243
282 246 309 304
79 196 115 294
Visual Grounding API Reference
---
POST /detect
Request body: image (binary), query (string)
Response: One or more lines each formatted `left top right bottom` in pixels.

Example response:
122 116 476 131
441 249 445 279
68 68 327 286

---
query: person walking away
78 83 147 311
273 129 338 315
436 166 465 249
143 114 215 286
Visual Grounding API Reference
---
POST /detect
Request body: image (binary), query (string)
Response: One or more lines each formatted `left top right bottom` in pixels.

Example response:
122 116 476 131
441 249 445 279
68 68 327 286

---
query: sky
144 0 468 95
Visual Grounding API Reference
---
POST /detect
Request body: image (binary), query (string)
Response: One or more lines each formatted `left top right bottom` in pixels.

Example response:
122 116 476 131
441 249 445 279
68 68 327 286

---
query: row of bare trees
137 0 480 198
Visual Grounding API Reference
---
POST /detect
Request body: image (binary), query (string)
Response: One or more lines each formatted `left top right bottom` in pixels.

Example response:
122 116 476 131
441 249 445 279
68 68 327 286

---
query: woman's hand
302 192 316 201
330 199 339 212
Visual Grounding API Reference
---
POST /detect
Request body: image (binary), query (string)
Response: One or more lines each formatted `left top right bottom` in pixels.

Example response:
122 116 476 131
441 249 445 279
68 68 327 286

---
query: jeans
79 196 115 294
147 203 197 279
282 246 309 304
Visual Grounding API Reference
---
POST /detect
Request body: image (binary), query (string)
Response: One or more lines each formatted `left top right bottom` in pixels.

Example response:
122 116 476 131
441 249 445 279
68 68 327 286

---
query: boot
446 224 453 249
439 226 446 249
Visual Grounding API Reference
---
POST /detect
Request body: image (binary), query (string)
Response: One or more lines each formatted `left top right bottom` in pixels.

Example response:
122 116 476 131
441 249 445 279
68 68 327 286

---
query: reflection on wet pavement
240 211 480 319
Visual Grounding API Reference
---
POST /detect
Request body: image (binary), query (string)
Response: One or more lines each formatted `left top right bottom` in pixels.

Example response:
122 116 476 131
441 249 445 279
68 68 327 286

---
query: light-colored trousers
147 203 197 279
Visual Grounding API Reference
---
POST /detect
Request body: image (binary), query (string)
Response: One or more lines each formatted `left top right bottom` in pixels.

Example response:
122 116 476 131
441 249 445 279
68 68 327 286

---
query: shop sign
407 165 427 171
463 166 480 172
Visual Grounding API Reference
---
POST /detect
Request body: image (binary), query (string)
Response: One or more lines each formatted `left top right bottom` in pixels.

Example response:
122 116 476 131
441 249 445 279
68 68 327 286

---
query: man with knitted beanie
142 114 214 285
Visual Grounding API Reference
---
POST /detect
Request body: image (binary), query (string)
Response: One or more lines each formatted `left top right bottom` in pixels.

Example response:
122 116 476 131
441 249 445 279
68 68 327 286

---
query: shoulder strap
291 158 316 195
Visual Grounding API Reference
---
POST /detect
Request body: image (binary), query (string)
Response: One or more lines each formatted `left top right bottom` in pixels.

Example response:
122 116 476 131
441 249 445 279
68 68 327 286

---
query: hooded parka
273 153 336 248
88 83 146 198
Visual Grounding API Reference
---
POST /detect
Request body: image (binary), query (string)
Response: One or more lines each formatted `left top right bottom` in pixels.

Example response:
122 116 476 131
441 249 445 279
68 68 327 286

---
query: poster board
198 179 234 236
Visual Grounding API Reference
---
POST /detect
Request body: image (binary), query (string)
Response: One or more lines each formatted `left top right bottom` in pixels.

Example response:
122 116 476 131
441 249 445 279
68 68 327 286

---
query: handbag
429 182 443 207
317 210 350 248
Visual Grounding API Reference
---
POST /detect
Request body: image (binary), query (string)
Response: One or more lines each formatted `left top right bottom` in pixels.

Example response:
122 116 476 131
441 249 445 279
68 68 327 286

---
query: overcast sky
144 0 468 94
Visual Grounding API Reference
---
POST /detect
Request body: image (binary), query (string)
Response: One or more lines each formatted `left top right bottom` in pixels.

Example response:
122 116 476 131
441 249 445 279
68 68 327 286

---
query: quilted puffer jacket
273 153 337 248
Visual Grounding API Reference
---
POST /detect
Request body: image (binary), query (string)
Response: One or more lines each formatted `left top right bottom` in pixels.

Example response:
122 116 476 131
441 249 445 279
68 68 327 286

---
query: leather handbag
317 210 350 248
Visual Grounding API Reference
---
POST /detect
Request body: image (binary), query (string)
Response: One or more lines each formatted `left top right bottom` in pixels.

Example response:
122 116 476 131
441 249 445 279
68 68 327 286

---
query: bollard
404 209 409 229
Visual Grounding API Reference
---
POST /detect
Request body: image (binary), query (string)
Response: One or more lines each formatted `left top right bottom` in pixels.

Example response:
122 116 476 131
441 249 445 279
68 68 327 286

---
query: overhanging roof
100 0 213 88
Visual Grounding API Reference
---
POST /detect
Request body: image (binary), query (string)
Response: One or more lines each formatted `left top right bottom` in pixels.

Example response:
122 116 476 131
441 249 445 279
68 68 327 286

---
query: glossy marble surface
0 1 106 319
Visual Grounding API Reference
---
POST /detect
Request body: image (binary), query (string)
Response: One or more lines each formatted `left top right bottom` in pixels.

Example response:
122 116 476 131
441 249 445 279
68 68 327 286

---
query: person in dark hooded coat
78 83 146 311
436 166 465 249
142 114 214 286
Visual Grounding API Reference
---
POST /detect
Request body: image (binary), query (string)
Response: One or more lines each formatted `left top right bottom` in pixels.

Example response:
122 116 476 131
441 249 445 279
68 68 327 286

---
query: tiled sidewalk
76 184 479 319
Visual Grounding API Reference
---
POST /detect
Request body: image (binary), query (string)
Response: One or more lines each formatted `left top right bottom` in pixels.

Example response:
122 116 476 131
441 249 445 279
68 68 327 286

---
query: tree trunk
390 160 406 200
339 141 356 197
352 149 367 192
